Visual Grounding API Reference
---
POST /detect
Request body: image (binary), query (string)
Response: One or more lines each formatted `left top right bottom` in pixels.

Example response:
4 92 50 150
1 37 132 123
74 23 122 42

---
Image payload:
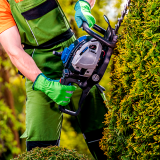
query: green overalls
8 0 108 159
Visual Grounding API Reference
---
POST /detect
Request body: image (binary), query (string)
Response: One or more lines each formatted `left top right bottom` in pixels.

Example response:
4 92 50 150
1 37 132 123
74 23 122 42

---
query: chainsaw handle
59 105 81 116
59 87 90 116
82 22 116 48
58 77 90 116
93 24 105 35
59 78 80 116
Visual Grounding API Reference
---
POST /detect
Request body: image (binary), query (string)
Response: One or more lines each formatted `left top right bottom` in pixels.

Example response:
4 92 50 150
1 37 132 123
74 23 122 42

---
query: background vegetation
0 0 132 159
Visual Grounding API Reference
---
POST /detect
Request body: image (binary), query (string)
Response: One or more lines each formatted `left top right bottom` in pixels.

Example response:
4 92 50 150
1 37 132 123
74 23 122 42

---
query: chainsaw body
53 16 118 116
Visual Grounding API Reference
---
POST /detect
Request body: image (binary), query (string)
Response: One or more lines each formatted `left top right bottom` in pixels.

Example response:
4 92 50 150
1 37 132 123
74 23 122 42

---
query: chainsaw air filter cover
72 39 102 77
61 35 102 78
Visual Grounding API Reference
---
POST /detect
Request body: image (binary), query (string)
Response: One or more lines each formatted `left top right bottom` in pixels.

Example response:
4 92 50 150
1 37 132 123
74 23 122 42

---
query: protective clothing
20 40 75 142
8 0 73 47
74 0 96 28
33 73 76 106
8 0 108 159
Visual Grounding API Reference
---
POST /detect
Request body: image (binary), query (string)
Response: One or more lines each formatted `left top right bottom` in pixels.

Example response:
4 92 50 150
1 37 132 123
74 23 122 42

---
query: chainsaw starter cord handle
82 22 116 48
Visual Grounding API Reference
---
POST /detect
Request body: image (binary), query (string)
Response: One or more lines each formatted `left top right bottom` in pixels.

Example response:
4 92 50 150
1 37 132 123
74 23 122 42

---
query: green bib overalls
8 0 108 159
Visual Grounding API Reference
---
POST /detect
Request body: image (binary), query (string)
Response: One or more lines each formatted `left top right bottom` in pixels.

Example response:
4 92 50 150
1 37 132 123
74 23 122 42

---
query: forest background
0 0 130 159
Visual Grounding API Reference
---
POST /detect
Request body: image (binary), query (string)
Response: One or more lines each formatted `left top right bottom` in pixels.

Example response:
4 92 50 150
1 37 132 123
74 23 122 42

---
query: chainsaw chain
114 0 131 34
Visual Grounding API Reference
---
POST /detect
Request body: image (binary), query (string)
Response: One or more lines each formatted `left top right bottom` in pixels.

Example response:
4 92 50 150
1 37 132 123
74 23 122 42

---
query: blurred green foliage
0 100 21 156
100 0 160 159
0 53 25 159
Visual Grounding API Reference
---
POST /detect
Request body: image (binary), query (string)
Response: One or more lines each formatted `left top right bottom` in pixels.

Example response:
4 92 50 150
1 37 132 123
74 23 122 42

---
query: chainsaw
53 0 131 116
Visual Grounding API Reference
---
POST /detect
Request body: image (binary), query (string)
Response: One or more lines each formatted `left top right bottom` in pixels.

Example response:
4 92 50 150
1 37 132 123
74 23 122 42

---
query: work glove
74 0 96 28
32 73 76 106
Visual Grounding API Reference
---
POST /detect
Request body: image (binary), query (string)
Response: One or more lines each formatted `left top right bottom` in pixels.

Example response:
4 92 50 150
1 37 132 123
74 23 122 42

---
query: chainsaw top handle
82 22 116 48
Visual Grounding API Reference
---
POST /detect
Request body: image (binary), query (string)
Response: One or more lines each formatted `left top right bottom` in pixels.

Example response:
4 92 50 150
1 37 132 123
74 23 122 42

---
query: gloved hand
32 73 76 106
74 0 95 28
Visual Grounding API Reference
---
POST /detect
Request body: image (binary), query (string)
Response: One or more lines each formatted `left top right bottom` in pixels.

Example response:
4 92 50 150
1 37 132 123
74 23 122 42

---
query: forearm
8 47 42 82
85 0 96 8
0 26 41 82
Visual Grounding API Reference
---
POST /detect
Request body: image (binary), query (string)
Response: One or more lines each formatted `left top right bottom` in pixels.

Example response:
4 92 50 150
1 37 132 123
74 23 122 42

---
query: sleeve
0 0 16 34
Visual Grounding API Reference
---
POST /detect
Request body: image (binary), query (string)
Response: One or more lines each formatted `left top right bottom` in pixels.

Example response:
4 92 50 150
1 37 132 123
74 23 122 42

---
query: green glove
32 73 76 106
74 0 96 28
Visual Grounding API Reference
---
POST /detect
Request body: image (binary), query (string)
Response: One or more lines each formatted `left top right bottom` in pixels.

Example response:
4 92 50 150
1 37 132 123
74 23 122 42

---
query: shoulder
0 0 16 34
0 0 10 10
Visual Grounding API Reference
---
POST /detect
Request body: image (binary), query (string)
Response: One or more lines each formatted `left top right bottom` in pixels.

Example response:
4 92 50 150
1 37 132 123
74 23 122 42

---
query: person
0 0 108 159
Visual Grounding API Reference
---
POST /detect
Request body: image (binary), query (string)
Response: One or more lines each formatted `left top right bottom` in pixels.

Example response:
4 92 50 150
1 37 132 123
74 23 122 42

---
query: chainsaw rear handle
59 105 81 116
58 78 87 116
82 22 116 48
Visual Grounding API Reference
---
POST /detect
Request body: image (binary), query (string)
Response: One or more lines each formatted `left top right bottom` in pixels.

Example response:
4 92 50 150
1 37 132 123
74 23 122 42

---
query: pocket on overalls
16 0 69 45
16 0 46 12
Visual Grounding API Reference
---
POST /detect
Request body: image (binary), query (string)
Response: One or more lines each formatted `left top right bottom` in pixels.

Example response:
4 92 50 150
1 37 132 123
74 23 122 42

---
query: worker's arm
0 26 76 106
85 0 96 8
74 0 96 28
0 26 42 82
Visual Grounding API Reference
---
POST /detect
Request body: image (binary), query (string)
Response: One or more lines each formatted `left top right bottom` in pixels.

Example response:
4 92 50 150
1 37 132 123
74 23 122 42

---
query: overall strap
9 0 72 47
